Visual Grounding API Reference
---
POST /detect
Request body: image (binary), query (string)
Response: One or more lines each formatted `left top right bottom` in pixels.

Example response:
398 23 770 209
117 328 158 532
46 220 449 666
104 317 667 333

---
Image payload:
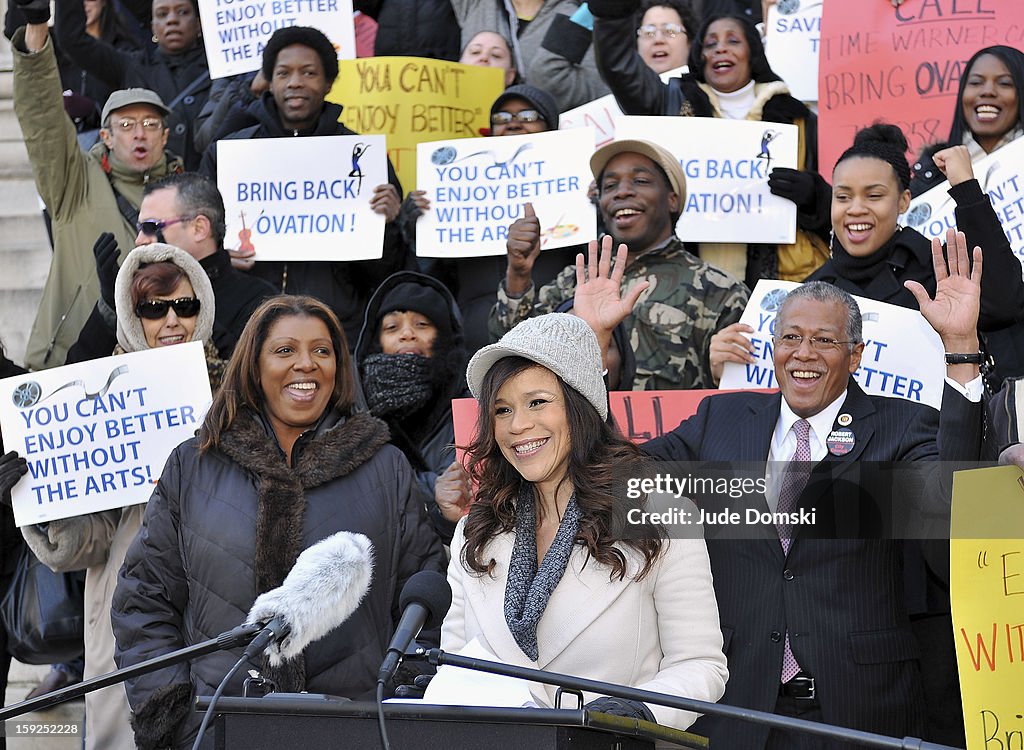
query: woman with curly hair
443 312 728 730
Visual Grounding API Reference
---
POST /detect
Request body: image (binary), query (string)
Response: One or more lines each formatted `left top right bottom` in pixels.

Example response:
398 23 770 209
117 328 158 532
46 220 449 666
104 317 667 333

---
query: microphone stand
426 649 962 750
0 622 266 721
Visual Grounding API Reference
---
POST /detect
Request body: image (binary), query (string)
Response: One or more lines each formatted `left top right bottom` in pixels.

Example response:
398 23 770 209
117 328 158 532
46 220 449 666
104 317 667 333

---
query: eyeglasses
490 109 546 125
136 216 192 237
637 23 687 39
774 334 857 352
135 297 201 319
112 117 164 132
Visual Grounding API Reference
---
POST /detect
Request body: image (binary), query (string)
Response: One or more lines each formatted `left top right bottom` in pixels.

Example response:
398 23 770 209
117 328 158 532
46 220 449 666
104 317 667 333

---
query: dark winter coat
111 409 445 750
201 96 412 348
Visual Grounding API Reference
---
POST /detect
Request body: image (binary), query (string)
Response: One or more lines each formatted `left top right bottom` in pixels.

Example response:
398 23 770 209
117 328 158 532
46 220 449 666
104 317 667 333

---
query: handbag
0 545 85 664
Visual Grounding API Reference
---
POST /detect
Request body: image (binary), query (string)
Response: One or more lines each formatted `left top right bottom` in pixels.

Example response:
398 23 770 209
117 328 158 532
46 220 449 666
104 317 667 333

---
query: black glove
584 696 656 722
768 167 818 211
587 0 639 19
93 232 121 309
393 674 432 699
14 0 50 25
0 451 28 504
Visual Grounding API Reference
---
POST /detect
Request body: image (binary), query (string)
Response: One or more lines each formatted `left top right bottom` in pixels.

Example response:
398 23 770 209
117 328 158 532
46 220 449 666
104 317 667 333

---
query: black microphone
377 570 452 685
244 531 375 664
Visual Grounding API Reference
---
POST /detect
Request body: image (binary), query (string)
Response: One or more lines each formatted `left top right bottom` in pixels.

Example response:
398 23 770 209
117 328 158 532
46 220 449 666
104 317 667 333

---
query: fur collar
216 409 390 690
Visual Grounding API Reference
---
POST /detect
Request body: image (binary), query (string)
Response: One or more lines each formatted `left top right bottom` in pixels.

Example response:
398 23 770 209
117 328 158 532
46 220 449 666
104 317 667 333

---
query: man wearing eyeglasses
11 12 182 371
575 234 990 749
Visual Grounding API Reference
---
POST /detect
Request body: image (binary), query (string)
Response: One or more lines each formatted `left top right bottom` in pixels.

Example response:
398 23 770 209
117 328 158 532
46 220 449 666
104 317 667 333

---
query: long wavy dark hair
462 356 664 582
198 295 355 452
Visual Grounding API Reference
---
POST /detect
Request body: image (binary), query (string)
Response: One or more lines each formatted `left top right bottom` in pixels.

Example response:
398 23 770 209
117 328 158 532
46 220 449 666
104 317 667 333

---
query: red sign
817 0 1023 179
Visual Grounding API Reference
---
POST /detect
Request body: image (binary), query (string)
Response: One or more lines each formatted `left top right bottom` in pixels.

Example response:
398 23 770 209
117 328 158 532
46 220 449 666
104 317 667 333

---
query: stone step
0 244 51 291
0 102 21 143
0 212 50 254
0 288 44 366
0 141 33 179
0 179 42 218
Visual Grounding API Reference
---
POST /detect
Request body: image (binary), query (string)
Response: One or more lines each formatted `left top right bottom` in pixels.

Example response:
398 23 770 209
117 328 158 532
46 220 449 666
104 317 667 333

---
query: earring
152 34 158 43
828 229 835 256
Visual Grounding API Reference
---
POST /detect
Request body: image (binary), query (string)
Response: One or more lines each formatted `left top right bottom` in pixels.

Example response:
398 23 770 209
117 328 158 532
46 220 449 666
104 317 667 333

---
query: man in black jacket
199 26 412 346
66 173 275 363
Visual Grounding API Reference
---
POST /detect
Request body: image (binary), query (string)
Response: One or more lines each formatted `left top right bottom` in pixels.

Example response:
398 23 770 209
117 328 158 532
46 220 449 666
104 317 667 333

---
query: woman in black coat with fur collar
110 296 444 750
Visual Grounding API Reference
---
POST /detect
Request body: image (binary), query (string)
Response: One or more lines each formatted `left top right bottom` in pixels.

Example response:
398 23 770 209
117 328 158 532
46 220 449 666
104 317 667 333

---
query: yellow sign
951 465 1024 749
327 57 503 193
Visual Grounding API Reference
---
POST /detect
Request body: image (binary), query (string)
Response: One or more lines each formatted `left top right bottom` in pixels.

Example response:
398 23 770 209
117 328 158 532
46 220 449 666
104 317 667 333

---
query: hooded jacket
355 272 469 537
111 409 445 749
13 30 182 371
20 241 223 750
200 95 412 347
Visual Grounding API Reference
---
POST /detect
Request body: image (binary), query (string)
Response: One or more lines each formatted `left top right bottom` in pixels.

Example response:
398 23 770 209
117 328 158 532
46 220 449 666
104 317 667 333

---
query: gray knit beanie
466 313 607 419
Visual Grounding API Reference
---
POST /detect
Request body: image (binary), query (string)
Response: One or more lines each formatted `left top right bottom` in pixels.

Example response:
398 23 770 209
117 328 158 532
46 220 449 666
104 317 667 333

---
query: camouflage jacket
489 237 750 390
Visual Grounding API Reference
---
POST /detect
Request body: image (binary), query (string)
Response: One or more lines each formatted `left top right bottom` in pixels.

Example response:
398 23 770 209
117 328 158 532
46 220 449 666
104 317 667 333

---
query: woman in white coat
443 312 728 730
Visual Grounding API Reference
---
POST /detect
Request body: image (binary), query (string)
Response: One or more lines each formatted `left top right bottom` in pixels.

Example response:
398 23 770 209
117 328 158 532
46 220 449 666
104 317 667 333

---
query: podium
194 696 709 749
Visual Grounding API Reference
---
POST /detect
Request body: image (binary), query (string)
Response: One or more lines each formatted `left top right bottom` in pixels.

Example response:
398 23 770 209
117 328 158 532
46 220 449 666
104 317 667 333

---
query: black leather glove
0 451 28 504
768 167 818 211
585 696 656 722
14 0 50 25
393 674 432 699
93 232 121 309
587 0 640 19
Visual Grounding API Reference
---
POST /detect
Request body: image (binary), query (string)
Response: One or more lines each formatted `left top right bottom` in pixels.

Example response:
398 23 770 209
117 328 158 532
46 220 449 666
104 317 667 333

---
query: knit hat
491 84 559 130
590 138 687 206
376 282 454 342
261 26 340 85
466 314 607 419
101 88 171 125
114 243 215 353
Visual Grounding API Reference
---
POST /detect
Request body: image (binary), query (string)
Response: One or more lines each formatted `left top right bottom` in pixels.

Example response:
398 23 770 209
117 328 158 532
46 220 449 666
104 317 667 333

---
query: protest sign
615 116 798 244
818 0 1022 178
415 129 597 258
719 280 946 409
328 58 503 192
198 0 355 80
0 343 213 527
219 134 387 261
765 0 822 103
559 66 686 148
950 465 1024 749
900 137 1024 276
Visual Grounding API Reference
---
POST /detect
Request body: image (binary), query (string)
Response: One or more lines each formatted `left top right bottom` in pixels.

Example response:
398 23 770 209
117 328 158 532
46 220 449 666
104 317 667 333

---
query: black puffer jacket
201 96 412 348
55 0 210 169
362 0 461 60
111 410 444 750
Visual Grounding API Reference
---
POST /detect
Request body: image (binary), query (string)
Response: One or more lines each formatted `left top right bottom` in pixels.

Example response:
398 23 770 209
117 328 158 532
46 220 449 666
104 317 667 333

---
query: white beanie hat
466 313 607 419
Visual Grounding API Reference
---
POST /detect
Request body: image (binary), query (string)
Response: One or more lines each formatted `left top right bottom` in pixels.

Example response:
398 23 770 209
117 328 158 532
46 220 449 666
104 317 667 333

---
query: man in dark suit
574 232 988 748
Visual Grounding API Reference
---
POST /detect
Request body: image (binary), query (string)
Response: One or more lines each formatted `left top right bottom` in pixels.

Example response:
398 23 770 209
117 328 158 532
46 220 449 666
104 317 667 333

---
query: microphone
377 570 451 686
244 531 374 665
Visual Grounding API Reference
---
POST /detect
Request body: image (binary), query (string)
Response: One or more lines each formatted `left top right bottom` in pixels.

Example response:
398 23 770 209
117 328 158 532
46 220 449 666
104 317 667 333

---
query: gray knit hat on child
466 313 607 419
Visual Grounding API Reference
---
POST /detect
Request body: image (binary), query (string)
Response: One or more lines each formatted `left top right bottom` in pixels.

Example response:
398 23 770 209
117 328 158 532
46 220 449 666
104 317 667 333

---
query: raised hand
0 451 28 504
905 228 981 353
709 322 756 386
931 145 975 188
93 232 121 308
505 202 541 295
573 234 649 342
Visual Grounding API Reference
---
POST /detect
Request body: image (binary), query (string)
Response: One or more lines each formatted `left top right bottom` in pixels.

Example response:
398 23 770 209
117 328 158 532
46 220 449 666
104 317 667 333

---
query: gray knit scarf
361 353 435 416
504 487 583 661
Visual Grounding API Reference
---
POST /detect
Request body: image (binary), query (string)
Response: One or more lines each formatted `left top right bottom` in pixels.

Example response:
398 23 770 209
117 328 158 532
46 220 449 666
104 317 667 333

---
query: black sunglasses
135 216 192 237
135 297 201 319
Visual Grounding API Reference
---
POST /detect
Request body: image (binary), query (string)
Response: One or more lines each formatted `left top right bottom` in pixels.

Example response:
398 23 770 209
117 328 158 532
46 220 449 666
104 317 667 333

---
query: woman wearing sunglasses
19 243 223 750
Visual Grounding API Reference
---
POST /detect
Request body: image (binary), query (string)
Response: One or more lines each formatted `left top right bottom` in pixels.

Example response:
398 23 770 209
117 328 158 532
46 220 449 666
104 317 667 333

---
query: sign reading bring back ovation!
219 134 388 261
0 343 212 527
